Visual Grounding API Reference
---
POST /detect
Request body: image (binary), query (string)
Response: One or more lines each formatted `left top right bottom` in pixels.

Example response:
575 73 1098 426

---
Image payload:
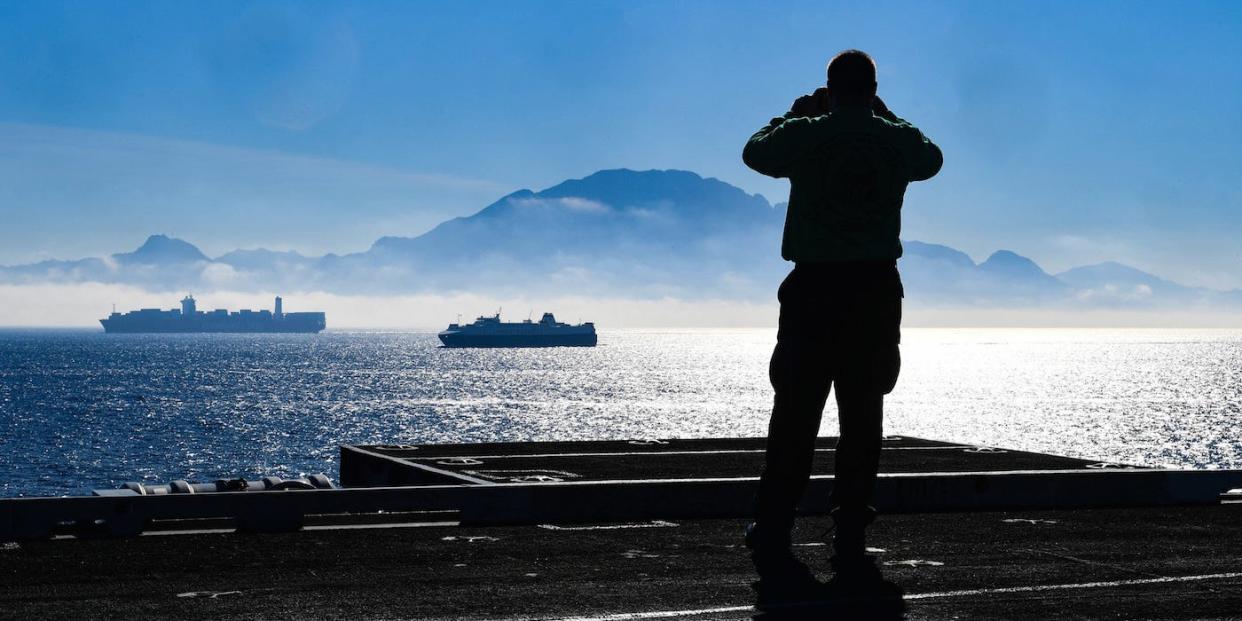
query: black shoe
759 558 903 617
744 521 790 550
752 577 829 611
825 560 903 602
745 522 823 610
828 552 882 580
828 505 876 561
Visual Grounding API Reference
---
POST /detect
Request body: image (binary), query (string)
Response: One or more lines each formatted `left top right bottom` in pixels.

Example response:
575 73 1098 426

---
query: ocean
1 328 1240 498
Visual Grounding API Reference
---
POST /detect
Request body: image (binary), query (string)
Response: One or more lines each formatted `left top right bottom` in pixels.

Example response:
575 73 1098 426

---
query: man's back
743 103 942 263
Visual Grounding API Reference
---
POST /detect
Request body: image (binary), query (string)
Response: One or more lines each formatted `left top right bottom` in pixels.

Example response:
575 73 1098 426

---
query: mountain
347 168 786 296
1057 261 1190 295
895 245 1066 305
0 234 212 287
1055 261 1205 308
979 250 1053 280
1 168 1238 309
898 241 981 303
977 250 1068 298
903 240 975 269
114 234 208 265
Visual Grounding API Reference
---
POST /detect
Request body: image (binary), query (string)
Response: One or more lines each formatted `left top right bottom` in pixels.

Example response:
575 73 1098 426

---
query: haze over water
1 328 1239 497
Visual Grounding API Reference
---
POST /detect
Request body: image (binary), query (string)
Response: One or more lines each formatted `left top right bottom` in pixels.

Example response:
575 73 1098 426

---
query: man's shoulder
814 110 910 134
801 113 916 150
855 114 931 153
864 112 916 133
775 114 824 130
773 111 923 150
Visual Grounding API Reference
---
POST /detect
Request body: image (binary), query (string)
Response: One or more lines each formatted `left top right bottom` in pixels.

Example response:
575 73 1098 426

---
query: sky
1 0 1241 288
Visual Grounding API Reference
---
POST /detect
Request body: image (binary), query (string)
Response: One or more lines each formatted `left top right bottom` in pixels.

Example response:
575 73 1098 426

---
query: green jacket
743 104 942 263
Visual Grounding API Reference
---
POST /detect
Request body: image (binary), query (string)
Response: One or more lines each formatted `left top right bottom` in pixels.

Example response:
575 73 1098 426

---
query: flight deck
2 436 1241 619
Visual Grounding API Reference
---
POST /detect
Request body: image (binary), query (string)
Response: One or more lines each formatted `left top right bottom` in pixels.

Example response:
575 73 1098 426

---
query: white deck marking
538 521 678 531
905 571 1242 598
176 590 243 599
411 446 972 462
463 469 583 482
382 468 1166 490
542 604 752 620
521 571 1242 621
133 521 461 537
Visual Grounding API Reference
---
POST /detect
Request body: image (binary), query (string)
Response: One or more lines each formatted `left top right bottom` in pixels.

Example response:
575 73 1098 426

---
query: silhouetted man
741 50 942 597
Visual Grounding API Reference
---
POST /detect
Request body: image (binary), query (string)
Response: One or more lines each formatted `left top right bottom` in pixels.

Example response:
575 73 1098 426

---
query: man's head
826 50 877 106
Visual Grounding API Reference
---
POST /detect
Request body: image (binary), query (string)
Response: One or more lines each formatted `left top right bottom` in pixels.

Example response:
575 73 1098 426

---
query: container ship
100 295 325 333
438 312 596 347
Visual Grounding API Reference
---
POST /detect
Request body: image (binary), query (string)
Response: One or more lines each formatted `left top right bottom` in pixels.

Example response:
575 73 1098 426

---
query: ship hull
100 296 325 334
438 333 597 348
100 319 324 334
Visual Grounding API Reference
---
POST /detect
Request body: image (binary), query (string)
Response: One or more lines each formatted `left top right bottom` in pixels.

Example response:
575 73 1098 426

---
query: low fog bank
0 283 776 329
2 283 1239 330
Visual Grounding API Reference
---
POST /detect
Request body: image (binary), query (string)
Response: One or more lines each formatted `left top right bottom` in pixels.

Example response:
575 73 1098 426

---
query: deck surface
2 505 1240 620
4 436 1236 619
351 436 1122 486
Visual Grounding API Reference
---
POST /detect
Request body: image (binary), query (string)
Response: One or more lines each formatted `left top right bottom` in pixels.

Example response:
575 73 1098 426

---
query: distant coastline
1 170 1238 319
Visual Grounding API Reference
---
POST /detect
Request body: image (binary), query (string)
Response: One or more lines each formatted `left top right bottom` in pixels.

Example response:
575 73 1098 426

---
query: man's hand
790 87 830 118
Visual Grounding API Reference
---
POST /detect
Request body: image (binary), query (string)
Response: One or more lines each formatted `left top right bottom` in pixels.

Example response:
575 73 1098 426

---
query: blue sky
1 0 1240 288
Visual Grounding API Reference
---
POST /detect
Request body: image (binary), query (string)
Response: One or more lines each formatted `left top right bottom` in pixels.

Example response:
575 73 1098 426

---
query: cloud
200 263 240 286
511 196 611 213
559 197 610 213
0 283 777 329
0 122 507 262
1074 283 1156 304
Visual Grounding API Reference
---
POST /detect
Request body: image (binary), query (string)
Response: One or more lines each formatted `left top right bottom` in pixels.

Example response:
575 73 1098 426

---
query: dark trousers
754 262 903 532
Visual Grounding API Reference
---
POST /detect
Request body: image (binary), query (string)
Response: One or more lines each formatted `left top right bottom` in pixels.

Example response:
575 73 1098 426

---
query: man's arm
903 127 942 182
873 96 942 181
742 114 805 179
742 90 829 178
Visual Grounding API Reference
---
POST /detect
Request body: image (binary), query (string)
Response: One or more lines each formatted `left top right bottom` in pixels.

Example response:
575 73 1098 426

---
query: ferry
438 312 596 347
